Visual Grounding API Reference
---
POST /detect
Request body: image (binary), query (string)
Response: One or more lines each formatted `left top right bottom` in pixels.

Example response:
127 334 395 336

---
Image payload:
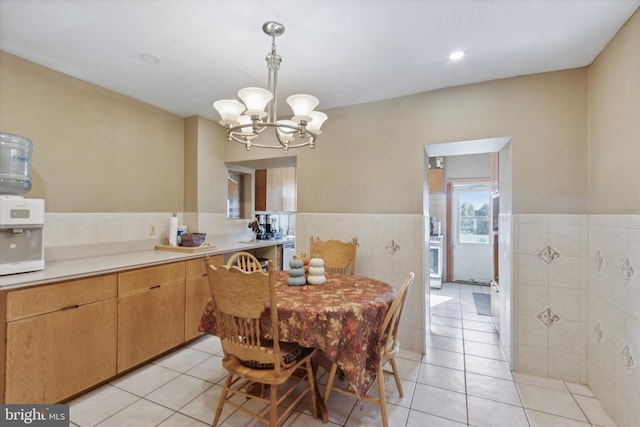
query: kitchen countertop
0 238 293 291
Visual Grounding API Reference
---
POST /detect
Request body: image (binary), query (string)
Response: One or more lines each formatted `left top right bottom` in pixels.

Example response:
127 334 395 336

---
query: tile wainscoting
513 214 589 383
43 212 273 260
513 213 639 427
296 213 426 355
44 212 250 250
587 215 639 427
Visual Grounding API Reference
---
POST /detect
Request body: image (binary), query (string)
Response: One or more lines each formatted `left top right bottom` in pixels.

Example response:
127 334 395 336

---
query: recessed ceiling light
139 53 160 63
449 50 465 60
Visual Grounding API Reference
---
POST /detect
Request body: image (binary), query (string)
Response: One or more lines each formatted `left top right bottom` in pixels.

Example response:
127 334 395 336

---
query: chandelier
213 21 327 153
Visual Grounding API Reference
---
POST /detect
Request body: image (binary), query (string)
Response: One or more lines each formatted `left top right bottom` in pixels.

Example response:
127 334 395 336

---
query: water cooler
0 132 45 275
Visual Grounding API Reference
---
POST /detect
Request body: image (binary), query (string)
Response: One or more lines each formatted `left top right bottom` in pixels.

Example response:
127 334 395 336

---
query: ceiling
1 0 638 123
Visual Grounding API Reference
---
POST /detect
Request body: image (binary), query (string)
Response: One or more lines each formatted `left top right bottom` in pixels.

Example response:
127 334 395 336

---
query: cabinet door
265 167 296 212
5 298 117 403
429 169 444 193
185 256 222 341
281 166 297 212
117 280 185 372
255 169 267 211
266 168 284 211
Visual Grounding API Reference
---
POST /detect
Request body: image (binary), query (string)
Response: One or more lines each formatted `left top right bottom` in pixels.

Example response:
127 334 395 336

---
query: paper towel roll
169 215 178 246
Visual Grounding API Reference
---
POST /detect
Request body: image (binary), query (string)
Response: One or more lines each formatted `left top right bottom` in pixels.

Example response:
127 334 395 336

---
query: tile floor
68 282 617 426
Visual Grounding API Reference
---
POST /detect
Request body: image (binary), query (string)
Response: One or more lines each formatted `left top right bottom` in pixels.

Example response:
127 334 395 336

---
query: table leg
312 353 329 423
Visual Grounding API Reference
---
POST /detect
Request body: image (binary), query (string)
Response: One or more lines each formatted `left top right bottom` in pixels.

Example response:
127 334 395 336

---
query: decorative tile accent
385 239 400 256
537 244 561 265
621 342 636 373
595 249 604 272
621 256 635 286
535 306 562 328
594 320 605 345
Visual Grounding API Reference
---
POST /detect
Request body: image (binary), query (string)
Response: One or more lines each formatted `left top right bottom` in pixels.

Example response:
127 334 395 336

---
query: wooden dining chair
206 260 319 427
322 272 415 427
226 251 264 272
309 236 358 275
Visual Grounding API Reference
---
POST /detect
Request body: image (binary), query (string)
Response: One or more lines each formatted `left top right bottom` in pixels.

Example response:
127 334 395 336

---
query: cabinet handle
150 284 161 290
61 304 80 311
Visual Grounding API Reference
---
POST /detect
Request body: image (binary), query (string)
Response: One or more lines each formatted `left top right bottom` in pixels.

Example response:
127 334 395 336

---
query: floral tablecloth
199 271 396 400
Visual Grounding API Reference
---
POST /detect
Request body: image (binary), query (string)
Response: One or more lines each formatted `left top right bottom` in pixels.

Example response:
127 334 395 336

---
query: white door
451 183 493 283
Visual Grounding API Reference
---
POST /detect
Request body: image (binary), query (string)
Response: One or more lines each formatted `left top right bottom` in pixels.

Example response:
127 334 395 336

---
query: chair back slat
380 272 414 356
206 261 283 374
309 236 358 275
226 251 264 272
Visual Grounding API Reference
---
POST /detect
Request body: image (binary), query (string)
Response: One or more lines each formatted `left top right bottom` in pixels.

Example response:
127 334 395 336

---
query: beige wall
1 50 589 216
292 69 588 215
184 116 227 214
588 10 640 214
196 116 228 213
0 52 184 212
585 10 640 427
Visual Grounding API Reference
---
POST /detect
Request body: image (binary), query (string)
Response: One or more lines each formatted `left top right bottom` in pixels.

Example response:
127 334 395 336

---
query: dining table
199 271 397 409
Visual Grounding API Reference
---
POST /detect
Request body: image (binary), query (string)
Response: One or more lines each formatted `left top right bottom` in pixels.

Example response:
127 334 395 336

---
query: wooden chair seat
225 346 315 383
240 340 305 369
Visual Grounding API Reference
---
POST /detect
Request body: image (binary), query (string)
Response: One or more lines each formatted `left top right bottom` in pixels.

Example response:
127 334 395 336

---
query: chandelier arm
228 123 317 151
228 122 318 139
258 122 319 141
227 124 268 137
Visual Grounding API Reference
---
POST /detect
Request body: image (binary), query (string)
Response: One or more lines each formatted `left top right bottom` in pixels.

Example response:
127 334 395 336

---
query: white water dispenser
0 195 45 275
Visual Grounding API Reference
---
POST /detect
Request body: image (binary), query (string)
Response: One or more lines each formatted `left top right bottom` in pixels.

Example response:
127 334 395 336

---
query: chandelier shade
276 119 297 143
307 111 328 134
212 99 245 126
286 94 319 121
237 87 273 118
212 21 327 153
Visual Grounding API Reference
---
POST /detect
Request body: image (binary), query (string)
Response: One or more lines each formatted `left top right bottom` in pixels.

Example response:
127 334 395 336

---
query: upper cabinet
428 156 445 194
255 167 296 212
429 169 444 193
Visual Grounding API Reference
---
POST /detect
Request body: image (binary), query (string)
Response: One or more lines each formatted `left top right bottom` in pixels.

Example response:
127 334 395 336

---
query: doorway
449 180 492 284
424 136 513 364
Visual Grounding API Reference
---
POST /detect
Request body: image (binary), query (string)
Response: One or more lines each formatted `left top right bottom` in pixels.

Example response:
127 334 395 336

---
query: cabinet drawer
6 274 117 322
186 255 222 279
118 262 185 295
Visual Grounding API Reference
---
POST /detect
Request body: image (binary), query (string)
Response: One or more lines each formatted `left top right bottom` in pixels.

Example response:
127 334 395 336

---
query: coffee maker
254 214 268 240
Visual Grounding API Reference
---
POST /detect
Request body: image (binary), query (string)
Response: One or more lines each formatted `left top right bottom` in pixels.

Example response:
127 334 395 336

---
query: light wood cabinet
117 262 185 372
4 275 117 403
429 168 444 193
255 167 296 212
185 256 222 341
1 248 281 403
